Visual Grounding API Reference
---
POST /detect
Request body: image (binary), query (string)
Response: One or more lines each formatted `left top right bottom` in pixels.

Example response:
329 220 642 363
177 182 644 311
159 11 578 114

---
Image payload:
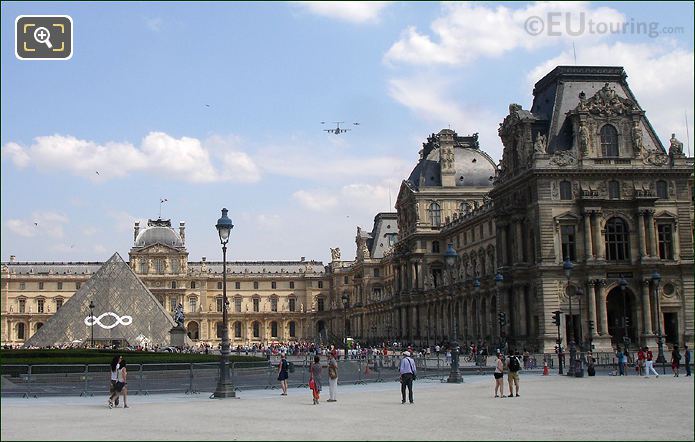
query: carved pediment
137 244 181 254
575 83 639 117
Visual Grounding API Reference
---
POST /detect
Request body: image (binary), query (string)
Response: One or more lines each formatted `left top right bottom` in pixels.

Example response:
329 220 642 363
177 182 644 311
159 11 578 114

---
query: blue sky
2 1 693 263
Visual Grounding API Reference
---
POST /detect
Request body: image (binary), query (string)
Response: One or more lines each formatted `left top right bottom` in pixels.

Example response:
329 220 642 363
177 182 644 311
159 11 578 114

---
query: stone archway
186 321 199 340
606 286 637 346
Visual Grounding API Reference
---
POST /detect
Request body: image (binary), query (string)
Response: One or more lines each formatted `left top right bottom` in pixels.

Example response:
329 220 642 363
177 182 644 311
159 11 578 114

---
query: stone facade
2 66 693 352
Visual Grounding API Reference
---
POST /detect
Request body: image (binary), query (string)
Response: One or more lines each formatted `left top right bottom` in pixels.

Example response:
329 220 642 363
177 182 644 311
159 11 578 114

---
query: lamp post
651 271 666 372
89 300 95 348
213 208 236 398
619 277 629 357
371 324 377 346
341 293 349 360
444 243 462 383
563 258 576 375
495 272 504 351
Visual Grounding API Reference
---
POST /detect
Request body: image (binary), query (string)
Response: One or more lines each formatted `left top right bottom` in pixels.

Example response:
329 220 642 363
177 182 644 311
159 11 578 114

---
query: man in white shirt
399 351 417 404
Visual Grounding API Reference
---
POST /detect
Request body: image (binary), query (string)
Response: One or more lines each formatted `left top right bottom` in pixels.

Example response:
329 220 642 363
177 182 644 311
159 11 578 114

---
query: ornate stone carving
550 150 576 167
643 150 668 166
580 83 638 117
533 133 547 155
632 121 644 156
578 121 590 155
669 133 686 158
330 247 341 261
551 181 560 200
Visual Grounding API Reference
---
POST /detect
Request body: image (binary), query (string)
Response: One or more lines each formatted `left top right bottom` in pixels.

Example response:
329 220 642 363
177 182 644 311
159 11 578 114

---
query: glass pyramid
24 252 183 348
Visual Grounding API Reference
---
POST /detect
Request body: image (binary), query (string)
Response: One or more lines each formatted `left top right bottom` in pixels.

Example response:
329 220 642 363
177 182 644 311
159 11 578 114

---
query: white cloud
82 227 98 236
292 190 338 211
384 2 624 66
6 211 69 239
292 1 392 24
1 132 262 184
528 42 695 148
388 76 505 161
146 17 163 32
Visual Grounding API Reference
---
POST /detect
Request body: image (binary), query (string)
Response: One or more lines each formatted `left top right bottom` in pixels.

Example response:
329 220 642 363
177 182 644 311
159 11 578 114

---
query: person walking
644 346 659 378
309 355 322 404
507 351 521 397
108 355 121 408
327 353 338 402
399 351 416 404
115 359 129 408
684 344 691 377
494 352 505 398
637 347 646 376
671 345 682 377
277 353 289 395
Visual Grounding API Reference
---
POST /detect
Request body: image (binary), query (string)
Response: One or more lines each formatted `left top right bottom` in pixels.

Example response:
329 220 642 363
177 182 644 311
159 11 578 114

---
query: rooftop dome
407 130 497 189
134 219 184 248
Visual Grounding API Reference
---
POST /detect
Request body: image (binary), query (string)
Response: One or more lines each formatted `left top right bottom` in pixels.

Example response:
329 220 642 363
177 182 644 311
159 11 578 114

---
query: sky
1 1 693 264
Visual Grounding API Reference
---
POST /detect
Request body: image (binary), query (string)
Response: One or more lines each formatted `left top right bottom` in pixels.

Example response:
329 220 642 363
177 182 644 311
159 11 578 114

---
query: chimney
301 257 305 262
134 222 140 245
179 221 186 244
9 255 16 263
201 257 206 262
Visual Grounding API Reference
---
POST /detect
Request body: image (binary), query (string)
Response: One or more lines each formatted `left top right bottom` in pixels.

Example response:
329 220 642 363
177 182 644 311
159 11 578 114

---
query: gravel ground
2 373 693 440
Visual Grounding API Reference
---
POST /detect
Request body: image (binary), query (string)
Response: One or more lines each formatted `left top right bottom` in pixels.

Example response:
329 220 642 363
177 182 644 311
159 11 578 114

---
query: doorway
663 312 679 345
606 286 636 345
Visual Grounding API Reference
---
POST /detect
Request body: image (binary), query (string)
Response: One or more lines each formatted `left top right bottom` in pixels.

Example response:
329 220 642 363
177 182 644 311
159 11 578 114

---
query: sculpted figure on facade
632 121 644 156
578 122 590 155
669 133 685 158
330 247 341 261
533 133 547 155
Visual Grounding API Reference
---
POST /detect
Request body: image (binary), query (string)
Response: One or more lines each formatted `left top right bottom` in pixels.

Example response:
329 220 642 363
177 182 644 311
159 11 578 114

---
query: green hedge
0 349 265 366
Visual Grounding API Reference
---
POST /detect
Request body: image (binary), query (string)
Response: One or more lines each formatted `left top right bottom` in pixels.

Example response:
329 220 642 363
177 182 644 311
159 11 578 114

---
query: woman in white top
108 355 121 408
494 353 505 398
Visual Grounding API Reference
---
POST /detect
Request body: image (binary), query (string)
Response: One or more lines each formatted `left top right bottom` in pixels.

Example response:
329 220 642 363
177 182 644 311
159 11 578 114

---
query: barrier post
80 364 92 397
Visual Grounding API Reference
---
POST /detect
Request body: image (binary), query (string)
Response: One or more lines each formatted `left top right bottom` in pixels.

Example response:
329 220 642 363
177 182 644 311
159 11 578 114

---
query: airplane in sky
321 121 359 135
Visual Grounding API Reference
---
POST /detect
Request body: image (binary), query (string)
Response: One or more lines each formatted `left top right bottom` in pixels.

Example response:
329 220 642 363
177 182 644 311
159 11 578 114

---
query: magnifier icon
33 26 53 49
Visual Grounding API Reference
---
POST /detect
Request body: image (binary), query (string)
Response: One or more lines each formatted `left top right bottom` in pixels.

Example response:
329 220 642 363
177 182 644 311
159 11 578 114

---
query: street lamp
651 271 666 372
619 277 629 356
444 243 462 383
89 300 95 348
495 272 504 351
213 208 235 398
563 258 576 375
341 293 349 360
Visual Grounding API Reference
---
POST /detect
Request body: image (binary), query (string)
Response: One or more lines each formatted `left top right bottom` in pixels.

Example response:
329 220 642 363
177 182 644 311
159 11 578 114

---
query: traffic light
498 312 507 327
588 320 595 332
552 310 562 326
624 316 631 327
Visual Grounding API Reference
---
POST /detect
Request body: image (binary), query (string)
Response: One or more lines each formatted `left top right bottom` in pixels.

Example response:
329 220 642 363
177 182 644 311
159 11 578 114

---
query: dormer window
600 125 619 157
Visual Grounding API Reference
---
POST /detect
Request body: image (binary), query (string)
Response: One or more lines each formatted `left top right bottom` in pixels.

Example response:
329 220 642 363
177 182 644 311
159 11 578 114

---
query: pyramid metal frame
24 252 185 348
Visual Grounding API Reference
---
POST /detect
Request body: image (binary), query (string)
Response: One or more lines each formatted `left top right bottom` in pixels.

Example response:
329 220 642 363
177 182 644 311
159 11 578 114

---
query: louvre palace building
2 66 693 353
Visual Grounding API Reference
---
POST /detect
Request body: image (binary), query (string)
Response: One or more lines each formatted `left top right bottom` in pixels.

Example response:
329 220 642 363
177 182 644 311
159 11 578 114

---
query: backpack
281 359 289 371
509 356 521 372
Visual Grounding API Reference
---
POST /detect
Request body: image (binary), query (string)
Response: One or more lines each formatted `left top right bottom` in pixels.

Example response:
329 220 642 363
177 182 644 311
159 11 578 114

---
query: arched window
188 297 197 313
608 180 620 199
432 241 440 253
656 180 668 199
601 125 619 157
16 323 25 340
288 297 296 312
605 218 630 261
289 321 296 338
429 202 441 227
271 321 278 338
187 321 199 340
234 322 242 338
253 321 260 338
559 181 572 200
252 297 260 312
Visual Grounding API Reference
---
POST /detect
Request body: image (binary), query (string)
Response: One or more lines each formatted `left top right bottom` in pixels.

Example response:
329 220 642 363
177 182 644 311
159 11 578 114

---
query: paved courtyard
1 373 693 440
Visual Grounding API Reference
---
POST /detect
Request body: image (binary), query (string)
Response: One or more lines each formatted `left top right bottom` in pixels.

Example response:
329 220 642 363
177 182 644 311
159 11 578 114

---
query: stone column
515 219 524 263
582 212 593 261
596 280 608 336
646 210 657 258
587 280 598 337
498 225 508 267
640 279 653 335
637 210 647 258
672 221 681 260
594 211 606 260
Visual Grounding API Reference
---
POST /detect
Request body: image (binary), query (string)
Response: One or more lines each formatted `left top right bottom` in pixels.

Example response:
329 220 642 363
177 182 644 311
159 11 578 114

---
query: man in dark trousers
507 351 521 397
399 351 417 404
